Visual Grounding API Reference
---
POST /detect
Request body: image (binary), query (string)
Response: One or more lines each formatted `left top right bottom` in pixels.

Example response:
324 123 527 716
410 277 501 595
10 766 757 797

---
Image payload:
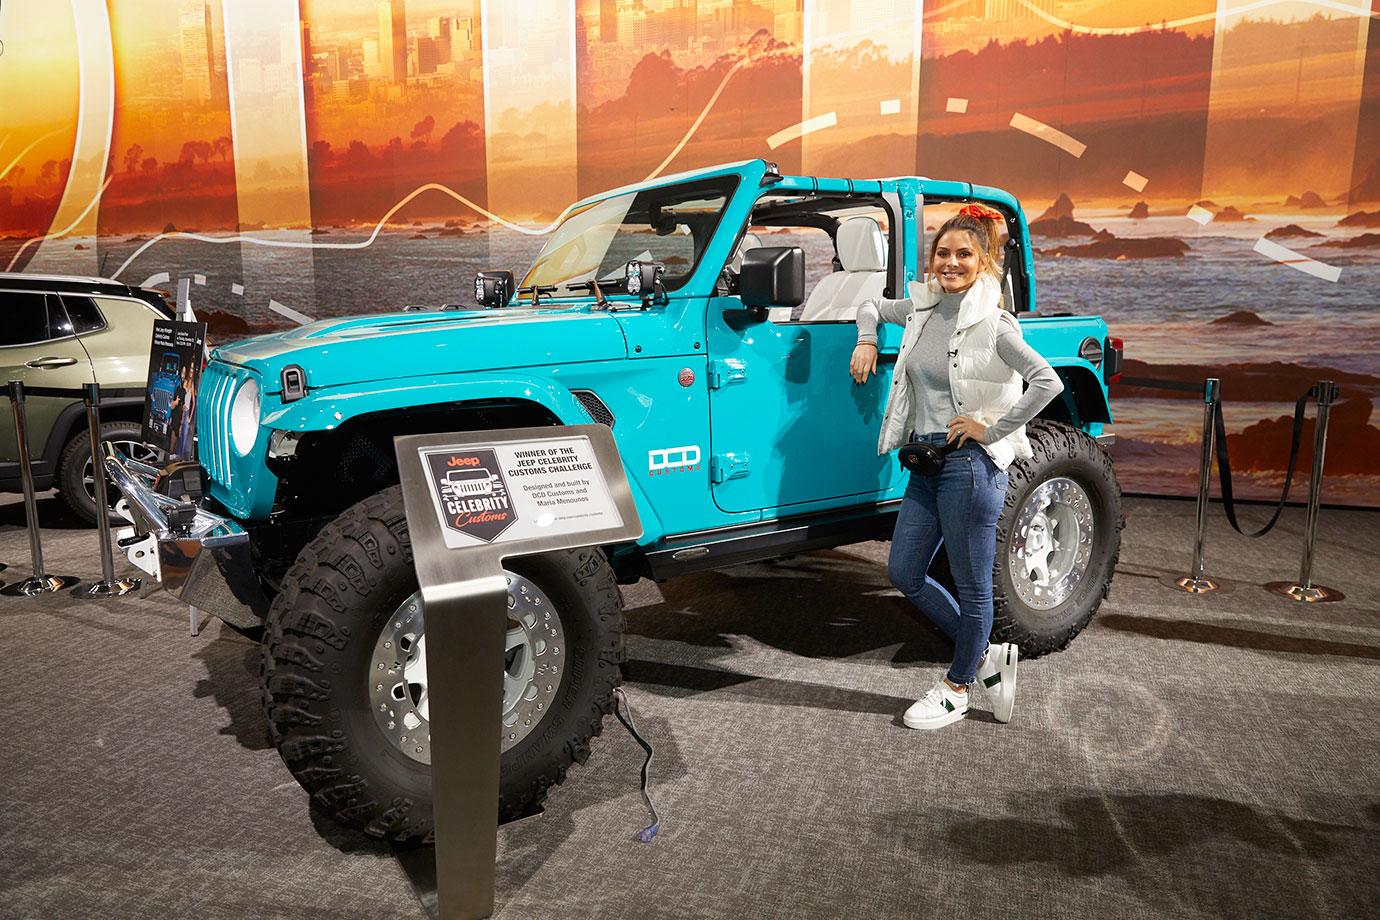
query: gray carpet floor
0 492 1376 920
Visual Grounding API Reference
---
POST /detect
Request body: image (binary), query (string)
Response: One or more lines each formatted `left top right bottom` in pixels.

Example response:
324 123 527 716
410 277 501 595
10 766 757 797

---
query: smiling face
930 229 983 293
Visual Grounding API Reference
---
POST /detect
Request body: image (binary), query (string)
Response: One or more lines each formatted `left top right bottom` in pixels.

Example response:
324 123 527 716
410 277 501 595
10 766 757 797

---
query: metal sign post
1267 381 1344 603
2 380 78 596
1173 377 1220 594
82 383 140 598
394 424 642 920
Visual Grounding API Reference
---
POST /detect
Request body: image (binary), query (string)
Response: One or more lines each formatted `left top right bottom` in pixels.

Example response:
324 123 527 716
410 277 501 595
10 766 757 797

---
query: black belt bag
898 439 961 476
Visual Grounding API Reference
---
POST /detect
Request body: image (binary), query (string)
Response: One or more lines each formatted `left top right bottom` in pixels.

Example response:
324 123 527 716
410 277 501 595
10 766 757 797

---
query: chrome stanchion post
1268 381 1344 603
82 382 140 598
1173 377 1220 594
2 380 78 595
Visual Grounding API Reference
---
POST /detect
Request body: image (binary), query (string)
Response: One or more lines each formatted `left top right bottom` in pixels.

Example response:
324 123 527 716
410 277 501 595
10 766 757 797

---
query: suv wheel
990 420 1124 657
260 485 624 845
56 421 157 526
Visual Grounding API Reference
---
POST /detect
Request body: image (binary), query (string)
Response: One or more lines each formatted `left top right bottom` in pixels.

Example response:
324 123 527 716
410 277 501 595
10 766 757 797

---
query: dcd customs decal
648 445 701 476
425 448 516 542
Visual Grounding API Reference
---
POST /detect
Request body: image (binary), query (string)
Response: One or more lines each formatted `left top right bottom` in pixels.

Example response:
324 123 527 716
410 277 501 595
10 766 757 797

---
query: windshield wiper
518 280 624 309
514 284 558 307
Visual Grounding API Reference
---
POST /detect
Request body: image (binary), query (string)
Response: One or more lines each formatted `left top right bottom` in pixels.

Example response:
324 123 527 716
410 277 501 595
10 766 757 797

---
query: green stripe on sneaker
983 673 1001 688
942 699 954 712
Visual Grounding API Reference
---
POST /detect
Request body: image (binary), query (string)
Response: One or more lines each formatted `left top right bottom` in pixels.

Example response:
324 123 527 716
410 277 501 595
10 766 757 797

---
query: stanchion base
1264 581 1345 603
85 577 142 598
397 804 545 920
1166 574 1221 594
1 574 80 596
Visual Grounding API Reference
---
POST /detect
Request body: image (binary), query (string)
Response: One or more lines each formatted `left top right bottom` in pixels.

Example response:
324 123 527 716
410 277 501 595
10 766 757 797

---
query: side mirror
624 260 665 307
474 270 513 307
740 246 804 309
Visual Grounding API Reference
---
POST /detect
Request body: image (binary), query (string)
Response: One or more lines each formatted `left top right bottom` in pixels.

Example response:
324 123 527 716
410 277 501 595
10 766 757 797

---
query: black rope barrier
1115 375 1206 394
1115 374 1327 539
1212 386 1323 539
2 383 145 401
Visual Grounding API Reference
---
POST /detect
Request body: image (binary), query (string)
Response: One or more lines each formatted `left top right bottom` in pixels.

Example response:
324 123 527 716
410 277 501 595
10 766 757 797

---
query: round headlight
230 378 261 456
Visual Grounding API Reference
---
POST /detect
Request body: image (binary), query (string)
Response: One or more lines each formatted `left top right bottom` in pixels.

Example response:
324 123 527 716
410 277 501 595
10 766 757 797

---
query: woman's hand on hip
850 343 878 384
946 415 987 447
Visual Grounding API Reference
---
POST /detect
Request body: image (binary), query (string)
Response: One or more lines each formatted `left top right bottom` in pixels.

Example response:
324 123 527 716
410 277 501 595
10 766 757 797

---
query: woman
176 364 198 460
850 206 1063 730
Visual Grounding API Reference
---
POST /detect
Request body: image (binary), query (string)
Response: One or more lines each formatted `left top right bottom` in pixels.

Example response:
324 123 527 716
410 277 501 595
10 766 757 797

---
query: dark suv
0 274 171 523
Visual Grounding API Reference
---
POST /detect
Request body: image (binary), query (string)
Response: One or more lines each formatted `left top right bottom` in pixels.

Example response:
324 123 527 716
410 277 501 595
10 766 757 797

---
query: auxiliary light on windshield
624 260 666 308
474 270 513 308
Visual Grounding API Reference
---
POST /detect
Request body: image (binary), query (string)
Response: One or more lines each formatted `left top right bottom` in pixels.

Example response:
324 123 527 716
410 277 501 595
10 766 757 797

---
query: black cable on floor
612 687 660 842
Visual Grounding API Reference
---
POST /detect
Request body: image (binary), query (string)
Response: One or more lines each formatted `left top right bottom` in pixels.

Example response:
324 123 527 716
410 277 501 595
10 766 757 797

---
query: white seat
730 231 763 273
798 217 887 322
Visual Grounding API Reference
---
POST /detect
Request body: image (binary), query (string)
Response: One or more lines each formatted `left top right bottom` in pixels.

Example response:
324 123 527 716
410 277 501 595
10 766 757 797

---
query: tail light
1105 336 1124 384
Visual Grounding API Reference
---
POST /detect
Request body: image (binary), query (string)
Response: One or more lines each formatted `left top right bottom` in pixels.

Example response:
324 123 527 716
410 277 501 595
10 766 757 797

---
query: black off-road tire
260 485 625 845
56 420 146 525
990 420 1124 657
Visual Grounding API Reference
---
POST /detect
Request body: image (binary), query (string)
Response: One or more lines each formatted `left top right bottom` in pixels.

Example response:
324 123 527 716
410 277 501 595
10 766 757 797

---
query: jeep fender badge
677 368 695 387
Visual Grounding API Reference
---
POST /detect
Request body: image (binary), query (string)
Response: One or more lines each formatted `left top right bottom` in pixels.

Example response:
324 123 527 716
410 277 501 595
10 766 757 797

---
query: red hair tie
958 204 1003 221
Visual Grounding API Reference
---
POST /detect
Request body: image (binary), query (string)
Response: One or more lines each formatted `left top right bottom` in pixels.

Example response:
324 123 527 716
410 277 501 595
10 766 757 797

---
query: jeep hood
213 308 626 390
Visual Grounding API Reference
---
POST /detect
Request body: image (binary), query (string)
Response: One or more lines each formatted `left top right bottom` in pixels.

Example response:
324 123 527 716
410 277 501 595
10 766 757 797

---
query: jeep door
0 290 96 466
705 192 908 515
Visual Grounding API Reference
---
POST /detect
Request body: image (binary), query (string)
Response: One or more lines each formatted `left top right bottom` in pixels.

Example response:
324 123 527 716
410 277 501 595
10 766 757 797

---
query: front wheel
990 420 1124 657
260 485 625 845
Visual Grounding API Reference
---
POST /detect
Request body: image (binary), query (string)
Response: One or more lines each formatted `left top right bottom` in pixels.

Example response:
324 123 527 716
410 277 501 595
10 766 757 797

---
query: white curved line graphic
109 50 761 280
645 57 749 181
110 183 582 280
0 127 67 182
31 0 116 270
1011 0 1377 36
5 175 113 271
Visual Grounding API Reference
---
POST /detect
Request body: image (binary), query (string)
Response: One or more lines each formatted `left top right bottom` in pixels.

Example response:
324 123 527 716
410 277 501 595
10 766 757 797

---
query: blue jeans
887 432 1009 685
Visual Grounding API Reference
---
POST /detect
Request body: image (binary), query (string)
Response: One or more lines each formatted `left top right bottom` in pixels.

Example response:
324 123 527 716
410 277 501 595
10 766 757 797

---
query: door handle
25 357 78 369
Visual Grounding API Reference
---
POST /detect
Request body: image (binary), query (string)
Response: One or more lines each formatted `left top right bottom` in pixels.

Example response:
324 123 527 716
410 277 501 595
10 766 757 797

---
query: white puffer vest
876 274 1034 470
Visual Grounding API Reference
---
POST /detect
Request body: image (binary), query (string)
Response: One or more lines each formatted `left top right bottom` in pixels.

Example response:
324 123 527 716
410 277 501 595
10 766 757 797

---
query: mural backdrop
2 0 1378 507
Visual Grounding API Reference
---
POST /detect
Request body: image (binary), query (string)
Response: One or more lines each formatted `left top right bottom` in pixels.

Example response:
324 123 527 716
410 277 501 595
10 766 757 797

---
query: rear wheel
989 420 1123 657
260 485 624 844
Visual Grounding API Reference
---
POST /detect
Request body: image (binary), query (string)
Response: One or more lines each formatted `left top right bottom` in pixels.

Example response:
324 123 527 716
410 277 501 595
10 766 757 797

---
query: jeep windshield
521 175 738 297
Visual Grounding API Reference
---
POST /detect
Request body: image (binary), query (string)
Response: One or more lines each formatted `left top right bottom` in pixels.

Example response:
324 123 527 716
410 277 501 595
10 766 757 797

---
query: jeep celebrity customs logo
425 448 516 543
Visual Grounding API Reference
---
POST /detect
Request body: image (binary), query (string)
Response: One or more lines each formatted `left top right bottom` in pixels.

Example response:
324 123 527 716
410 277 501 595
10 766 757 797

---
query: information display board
418 434 623 549
395 424 642 920
140 319 207 459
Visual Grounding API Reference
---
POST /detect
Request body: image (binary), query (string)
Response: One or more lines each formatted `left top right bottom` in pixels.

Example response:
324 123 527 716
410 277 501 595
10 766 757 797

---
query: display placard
140 319 207 459
418 435 624 550
393 425 642 920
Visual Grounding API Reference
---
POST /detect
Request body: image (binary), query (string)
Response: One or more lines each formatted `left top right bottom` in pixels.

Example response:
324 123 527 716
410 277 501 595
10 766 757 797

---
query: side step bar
643 501 901 580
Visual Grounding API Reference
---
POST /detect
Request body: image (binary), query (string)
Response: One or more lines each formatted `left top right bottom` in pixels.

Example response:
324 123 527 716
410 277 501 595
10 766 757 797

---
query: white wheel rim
1007 476 1096 611
368 572 567 765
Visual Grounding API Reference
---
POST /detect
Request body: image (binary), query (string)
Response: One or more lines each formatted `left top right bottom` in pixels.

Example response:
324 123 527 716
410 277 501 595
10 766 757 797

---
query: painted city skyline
1 1 1378 506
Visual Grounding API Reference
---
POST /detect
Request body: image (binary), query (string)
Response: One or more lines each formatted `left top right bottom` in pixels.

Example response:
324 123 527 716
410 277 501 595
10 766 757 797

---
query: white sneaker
977 642 1018 723
902 678 970 730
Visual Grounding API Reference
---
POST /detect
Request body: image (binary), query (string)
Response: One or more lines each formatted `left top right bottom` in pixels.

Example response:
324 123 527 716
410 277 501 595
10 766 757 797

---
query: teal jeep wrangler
109 160 1123 843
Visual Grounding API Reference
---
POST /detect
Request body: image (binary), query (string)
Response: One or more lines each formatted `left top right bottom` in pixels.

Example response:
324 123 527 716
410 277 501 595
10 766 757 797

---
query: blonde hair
927 211 1003 280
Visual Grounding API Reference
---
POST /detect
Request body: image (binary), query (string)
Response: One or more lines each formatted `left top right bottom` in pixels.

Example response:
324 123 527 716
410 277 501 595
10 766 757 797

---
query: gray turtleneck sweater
857 291 1063 444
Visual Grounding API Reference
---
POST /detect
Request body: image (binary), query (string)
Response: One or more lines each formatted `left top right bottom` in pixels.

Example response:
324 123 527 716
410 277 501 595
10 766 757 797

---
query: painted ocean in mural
2 1 1378 505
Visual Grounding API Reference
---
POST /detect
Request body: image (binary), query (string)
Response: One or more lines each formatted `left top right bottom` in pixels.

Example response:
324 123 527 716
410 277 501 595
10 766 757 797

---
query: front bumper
105 445 270 630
